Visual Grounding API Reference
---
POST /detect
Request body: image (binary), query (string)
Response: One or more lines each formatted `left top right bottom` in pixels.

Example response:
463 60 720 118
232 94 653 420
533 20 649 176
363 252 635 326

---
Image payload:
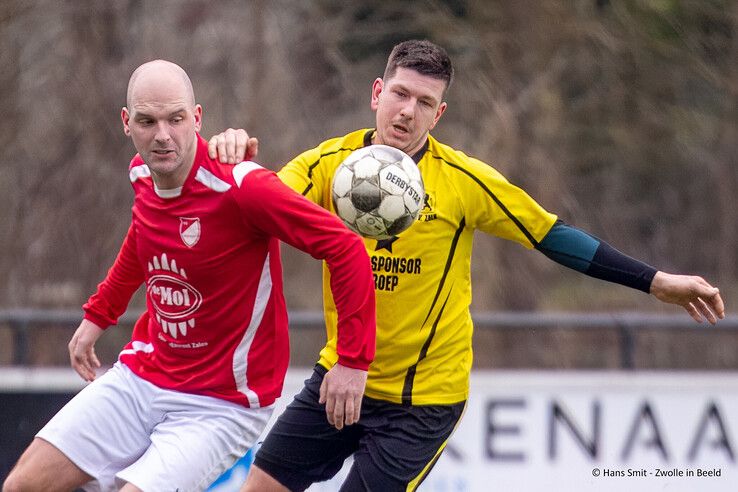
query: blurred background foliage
1 0 736 314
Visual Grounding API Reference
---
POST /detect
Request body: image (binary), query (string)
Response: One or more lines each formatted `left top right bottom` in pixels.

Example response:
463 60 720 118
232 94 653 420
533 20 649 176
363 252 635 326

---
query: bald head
126 60 195 108
121 59 202 190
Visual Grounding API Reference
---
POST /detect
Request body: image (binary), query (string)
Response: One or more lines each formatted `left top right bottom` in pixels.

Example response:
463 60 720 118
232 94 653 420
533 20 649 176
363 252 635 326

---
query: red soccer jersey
83 135 375 407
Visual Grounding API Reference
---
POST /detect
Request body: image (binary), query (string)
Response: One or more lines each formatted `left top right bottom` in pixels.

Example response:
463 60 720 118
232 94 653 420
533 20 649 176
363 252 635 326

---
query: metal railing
2 308 737 368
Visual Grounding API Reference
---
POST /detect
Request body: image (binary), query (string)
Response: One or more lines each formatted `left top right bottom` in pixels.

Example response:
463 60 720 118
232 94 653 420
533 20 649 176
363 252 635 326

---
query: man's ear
428 101 447 131
121 107 131 136
370 78 383 111
193 104 203 132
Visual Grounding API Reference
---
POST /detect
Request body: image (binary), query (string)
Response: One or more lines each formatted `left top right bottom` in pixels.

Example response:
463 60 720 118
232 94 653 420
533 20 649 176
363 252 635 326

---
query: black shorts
254 365 465 492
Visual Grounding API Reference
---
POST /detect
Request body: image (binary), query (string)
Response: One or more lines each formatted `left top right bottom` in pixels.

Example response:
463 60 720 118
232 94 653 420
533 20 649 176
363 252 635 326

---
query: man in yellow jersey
209 40 725 492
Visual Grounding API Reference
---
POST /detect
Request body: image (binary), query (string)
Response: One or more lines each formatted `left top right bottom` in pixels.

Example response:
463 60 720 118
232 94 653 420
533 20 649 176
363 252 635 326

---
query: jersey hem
119 357 279 408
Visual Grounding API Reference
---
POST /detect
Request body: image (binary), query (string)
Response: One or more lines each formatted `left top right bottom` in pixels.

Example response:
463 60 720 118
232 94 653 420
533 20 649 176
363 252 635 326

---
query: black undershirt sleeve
536 220 658 293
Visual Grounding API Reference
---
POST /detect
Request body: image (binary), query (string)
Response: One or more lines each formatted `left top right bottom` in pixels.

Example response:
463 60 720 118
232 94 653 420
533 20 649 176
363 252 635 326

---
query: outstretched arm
537 220 724 324
233 167 376 429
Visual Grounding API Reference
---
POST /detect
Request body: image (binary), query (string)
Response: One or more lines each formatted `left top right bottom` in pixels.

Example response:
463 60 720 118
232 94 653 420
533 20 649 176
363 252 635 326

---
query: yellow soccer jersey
278 129 557 405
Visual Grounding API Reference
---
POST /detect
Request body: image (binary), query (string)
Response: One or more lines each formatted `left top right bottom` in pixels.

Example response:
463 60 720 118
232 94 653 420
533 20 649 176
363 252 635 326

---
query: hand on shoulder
207 128 258 164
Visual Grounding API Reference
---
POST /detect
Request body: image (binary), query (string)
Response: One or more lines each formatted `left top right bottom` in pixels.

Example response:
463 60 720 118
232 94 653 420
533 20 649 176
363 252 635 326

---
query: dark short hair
383 40 454 90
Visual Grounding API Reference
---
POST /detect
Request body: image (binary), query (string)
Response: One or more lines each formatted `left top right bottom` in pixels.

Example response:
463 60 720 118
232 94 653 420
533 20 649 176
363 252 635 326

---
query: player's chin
146 157 179 173
383 133 414 153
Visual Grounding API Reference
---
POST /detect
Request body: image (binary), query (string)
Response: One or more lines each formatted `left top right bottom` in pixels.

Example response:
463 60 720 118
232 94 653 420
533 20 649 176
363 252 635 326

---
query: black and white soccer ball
332 145 425 240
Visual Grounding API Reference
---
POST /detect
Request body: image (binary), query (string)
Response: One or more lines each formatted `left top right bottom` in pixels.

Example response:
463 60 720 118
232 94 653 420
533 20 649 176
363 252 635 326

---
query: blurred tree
0 0 735 313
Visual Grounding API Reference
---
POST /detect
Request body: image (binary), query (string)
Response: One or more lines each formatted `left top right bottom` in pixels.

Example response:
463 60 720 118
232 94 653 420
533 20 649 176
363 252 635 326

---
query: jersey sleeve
456 157 557 248
233 164 376 370
277 145 326 205
83 223 145 329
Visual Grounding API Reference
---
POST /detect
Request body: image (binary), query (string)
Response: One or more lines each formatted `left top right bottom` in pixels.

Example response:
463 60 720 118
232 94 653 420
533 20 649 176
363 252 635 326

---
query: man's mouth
152 149 174 156
392 123 409 134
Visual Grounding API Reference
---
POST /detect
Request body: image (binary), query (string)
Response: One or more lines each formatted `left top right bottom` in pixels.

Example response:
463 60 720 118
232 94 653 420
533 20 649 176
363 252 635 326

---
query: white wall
4 368 736 491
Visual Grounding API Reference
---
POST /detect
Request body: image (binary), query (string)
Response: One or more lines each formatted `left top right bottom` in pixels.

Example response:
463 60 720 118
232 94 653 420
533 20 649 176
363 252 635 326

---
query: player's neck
372 132 428 158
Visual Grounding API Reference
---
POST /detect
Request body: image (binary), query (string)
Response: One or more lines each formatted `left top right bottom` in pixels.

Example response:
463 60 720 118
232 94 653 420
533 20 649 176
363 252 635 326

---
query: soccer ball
332 145 424 240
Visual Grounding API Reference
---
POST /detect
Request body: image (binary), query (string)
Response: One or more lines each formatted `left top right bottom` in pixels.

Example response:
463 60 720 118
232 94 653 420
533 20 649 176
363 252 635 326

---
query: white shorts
36 362 272 492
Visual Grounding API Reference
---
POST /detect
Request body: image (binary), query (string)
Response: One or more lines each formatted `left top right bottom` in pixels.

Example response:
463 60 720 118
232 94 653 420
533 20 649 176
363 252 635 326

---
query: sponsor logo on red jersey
146 253 202 338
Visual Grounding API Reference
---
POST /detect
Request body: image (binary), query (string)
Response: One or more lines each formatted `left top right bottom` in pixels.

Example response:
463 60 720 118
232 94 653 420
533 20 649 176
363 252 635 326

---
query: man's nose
154 122 171 141
399 99 416 119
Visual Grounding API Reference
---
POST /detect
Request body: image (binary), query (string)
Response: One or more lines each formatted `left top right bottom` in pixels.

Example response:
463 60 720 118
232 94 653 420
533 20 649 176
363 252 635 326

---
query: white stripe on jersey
233 161 263 188
195 167 232 192
129 164 151 183
232 253 272 407
119 340 155 358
